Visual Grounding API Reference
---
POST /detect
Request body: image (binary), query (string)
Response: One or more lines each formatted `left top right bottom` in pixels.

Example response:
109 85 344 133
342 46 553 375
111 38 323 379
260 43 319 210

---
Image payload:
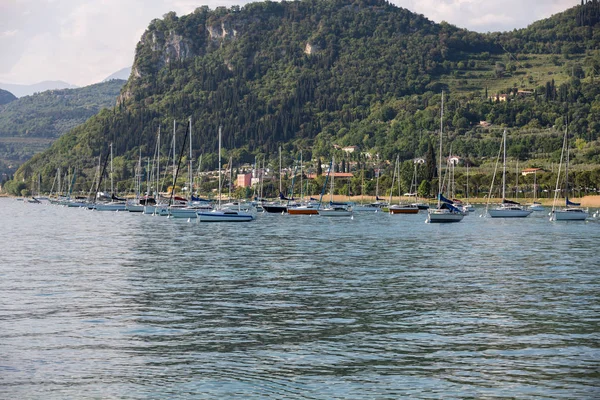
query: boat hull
318 209 353 217
197 210 254 222
126 204 145 213
488 208 532 218
427 210 464 223
95 202 127 212
262 204 288 213
389 206 419 214
288 207 319 215
551 209 588 221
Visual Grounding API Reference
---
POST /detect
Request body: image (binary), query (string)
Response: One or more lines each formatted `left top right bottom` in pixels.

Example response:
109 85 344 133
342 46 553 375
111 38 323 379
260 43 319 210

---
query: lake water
1 198 599 399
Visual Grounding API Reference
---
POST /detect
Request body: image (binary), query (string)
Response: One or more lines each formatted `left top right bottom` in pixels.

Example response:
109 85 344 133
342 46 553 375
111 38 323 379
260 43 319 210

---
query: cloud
0 0 580 86
0 30 18 38
392 0 576 32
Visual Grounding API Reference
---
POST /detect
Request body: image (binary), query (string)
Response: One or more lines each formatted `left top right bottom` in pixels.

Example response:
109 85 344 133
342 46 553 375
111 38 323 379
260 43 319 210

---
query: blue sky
0 0 577 86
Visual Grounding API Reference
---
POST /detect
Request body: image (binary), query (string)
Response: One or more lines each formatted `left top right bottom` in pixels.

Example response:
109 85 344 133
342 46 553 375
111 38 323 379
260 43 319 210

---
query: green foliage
0 80 125 138
10 0 600 197
0 89 17 106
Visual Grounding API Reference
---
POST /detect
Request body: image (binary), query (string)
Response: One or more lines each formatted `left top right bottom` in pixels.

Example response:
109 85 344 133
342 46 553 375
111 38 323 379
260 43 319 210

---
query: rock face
207 21 238 41
141 29 197 71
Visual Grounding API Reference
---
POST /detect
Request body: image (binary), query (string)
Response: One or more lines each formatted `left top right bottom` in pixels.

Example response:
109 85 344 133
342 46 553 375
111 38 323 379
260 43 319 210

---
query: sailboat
196 126 255 222
126 151 145 212
318 156 353 217
526 168 544 211
550 125 588 221
409 158 430 210
288 151 320 215
388 155 419 214
262 146 288 213
427 92 464 223
487 130 532 218
353 155 385 211
462 162 475 212
95 143 127 211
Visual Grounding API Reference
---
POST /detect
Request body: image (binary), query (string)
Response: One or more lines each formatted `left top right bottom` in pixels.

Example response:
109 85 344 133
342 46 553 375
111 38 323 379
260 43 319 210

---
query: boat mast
189 117 193 201
218 125 222 208
466 163 470 204
565 125 570 201
331 155 335 203
375 154 380 200
228 155 233 200
437 92 444 208
156 126 161 200
502 129 506 201
300 150 303 200
279 146 282 196
172 119 176 192
110 142 114 195
533 170 537 202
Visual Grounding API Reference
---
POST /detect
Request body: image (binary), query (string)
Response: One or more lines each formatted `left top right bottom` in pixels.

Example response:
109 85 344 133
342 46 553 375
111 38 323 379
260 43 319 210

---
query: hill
0 79 126 177
0 80 79 98
103 67 132 82
0 89 17 106
7 0 600 197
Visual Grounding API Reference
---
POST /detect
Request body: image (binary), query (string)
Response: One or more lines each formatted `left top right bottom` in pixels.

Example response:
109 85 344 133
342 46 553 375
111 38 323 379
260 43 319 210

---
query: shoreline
4 194 600 207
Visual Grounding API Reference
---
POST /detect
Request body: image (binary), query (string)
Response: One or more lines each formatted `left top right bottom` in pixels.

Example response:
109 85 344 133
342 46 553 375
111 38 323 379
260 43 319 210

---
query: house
342 146 358 153
306 172 354 179
517 90 534 97
236 173 252 188
521 167 543 176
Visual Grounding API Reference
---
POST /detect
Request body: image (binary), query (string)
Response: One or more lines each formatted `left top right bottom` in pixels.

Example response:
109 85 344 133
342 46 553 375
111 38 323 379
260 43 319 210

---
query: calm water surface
1 198 599 399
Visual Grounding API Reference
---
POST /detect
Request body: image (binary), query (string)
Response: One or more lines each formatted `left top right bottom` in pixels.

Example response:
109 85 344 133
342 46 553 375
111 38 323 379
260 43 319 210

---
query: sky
0 0 577 87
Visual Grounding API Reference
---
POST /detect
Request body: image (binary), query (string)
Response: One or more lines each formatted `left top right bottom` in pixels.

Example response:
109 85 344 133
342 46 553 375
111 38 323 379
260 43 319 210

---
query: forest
3 0 600 198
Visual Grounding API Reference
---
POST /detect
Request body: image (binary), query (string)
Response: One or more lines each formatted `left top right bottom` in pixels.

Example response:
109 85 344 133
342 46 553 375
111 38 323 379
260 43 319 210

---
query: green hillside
6 0 600 197
0 89 17 106
0 79 125 177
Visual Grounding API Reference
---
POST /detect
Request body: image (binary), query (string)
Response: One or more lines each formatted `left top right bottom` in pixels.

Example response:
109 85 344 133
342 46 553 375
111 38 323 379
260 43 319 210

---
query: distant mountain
0 89 17 105
0 79 126 139
103 67 132 82
0 79 126 177
0 80 79 98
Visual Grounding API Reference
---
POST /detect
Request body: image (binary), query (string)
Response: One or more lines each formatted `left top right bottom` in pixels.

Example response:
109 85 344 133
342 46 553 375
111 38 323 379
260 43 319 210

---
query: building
521 168 544 176
342 146 358 153
236 173 252 188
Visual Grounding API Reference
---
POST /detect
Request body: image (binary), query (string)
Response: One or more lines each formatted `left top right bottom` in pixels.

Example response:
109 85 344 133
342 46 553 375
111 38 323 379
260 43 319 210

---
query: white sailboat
169 117 212 219
388 155 419 214
526 168 544 211
96 143 127 211
487 130 532 218
318 156 353 217
427 92 464 223
197 126 254 222
354 154 385 211
550 125 588 221
462 163 475 212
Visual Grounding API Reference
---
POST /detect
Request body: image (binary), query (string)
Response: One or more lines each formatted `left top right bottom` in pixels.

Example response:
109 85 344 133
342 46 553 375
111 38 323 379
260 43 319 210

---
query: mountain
8 0 600 195
103 67 132 82
0 89 17 106
0 79 126 177
0 80 79 98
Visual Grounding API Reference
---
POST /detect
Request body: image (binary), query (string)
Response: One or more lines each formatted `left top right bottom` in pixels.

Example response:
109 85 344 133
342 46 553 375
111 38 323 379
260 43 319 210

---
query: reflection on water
1 199 599 398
